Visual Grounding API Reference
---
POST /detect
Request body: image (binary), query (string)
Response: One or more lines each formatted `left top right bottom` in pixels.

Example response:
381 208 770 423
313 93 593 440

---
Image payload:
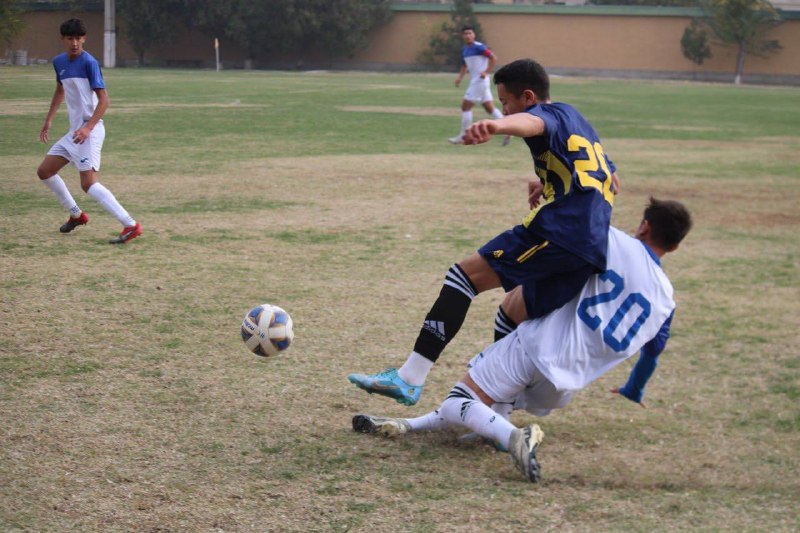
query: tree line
116 0 393 65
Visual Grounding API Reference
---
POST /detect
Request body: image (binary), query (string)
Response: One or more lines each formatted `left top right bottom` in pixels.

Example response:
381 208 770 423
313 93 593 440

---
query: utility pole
104 0 116 68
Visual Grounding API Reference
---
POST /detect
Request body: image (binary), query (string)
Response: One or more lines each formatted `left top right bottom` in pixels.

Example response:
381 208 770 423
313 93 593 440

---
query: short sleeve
86 58 105 90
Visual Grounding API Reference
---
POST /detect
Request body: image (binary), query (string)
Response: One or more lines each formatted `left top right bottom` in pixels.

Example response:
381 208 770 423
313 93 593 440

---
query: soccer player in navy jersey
353 198 693 483
349 59 621 405
448 26 509 146
37 19 142 244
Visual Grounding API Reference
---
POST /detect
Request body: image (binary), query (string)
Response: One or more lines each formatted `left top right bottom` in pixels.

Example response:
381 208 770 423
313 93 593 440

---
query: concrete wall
6 4 800 84
346 5 800 83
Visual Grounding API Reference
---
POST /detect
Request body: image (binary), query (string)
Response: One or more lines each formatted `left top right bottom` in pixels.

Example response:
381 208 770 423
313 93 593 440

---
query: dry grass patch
2 124 799 530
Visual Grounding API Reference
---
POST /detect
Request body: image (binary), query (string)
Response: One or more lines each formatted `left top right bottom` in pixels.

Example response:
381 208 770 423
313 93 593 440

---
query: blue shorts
478 225 597 319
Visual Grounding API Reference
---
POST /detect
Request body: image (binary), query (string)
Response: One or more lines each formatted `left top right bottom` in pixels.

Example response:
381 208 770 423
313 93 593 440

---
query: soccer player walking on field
37 18 142 244
448 26 509 145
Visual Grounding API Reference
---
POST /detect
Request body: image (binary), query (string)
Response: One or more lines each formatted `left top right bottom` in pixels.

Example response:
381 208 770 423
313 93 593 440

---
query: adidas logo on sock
423 320 447 341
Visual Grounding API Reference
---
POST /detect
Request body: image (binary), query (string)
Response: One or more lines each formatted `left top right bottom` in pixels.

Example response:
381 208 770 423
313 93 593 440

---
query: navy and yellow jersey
521 102 616 270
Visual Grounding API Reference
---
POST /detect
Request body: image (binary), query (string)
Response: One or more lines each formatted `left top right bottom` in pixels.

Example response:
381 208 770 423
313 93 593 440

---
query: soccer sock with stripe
439 382 516 451
408 264 477 376
494 305 518 341
86 183 136 227
42 175 82 217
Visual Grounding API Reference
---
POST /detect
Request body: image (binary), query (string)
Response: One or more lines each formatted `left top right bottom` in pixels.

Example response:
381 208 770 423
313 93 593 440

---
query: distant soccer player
353 198 693 483
37 18 142 244
448 26 509 145
349 59 620 405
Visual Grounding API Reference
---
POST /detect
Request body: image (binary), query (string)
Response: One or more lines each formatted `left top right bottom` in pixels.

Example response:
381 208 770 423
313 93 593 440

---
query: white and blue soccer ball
241 304 294 357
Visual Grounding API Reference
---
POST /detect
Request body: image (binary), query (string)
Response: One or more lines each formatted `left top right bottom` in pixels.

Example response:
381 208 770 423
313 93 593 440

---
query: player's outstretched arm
463 113 544 145
40 84 64 143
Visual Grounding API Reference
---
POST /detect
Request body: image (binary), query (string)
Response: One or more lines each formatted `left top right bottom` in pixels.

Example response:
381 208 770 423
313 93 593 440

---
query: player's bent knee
459 254 500 293
37 166 54 180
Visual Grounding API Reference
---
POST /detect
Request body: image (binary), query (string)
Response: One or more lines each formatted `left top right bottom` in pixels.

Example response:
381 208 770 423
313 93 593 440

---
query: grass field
1 66 799 532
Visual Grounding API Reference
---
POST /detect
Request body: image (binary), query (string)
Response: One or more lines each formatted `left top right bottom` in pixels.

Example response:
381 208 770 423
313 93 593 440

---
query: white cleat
352 414 411 437
448 135 464 144
508 424 544 482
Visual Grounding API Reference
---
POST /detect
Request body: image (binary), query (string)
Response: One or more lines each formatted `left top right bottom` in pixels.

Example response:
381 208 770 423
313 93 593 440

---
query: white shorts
463 77 494 104
467 330 574 416
47 121 105 172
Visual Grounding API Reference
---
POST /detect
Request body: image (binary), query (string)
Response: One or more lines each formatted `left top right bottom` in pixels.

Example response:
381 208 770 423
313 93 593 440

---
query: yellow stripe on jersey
516 240 550 263
540 151 572 195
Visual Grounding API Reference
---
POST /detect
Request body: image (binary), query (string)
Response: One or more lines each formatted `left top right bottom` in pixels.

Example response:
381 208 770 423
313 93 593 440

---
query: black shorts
478 225 597 319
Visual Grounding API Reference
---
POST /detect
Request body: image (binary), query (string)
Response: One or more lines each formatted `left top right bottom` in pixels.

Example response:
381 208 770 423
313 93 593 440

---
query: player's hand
528 180 543 209
454 77 462 87
72 125 91 144
40 124 50 143
463 119 498 145
611 173 621 195
480 71 487 79
610 388 646 409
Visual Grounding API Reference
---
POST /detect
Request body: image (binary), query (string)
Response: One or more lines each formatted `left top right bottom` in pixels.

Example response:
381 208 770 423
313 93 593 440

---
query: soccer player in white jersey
37 18 142 244
448 26 509 146
353 198 693 483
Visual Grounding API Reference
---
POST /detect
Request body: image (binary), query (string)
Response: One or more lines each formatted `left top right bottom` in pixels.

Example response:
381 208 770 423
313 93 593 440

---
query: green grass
1 66 799 532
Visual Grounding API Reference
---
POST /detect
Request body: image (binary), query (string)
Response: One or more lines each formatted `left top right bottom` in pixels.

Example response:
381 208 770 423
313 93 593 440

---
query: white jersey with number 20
517 226 675 391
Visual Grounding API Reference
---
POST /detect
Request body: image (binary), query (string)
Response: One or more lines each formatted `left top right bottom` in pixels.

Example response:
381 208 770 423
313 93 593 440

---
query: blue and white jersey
516 226 674 391
461 42 492 82
52 51 105 132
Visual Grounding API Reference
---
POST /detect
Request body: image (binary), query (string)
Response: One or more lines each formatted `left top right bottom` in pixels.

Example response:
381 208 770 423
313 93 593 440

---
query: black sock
413 264 477 362
494 305 518 341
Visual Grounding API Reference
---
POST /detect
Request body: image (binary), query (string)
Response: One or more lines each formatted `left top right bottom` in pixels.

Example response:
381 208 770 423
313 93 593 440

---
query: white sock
490 108 503 119
459 110 473 137
398 351 433 386
87 183 135 227
439 382 516 451
406 408 451 432
491 402 513 420
42 175 81 217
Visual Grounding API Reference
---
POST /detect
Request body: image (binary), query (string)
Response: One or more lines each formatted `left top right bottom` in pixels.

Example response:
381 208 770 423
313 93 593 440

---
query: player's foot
448 135 464 145
352 414 411 437
458 432 508 452
59 211 89 233
109 222 142 244
502 135 511 146
508 424 544 483
347 368 422 406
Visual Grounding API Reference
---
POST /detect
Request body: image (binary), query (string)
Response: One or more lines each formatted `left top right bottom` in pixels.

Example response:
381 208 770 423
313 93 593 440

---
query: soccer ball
241 304 294 357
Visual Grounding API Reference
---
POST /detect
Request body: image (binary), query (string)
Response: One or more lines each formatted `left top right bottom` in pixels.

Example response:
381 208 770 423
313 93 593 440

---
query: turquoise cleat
347 368 423 406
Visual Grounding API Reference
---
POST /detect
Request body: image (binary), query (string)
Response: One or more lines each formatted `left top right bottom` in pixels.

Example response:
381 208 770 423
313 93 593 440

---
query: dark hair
643 197 693 250
60 19 87 37
462 26 475 32
493 59 550 101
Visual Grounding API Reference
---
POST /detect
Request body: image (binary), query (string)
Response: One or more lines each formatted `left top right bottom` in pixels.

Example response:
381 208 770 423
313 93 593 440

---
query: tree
685 0 783 84
0 0 24 48
417 0 483 69
117 0 189 65
189 0 391 67
681 19 712 65
291 0 393 60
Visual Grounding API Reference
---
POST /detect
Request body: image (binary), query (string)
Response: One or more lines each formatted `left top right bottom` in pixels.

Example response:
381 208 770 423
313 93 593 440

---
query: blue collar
640 241 661 266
